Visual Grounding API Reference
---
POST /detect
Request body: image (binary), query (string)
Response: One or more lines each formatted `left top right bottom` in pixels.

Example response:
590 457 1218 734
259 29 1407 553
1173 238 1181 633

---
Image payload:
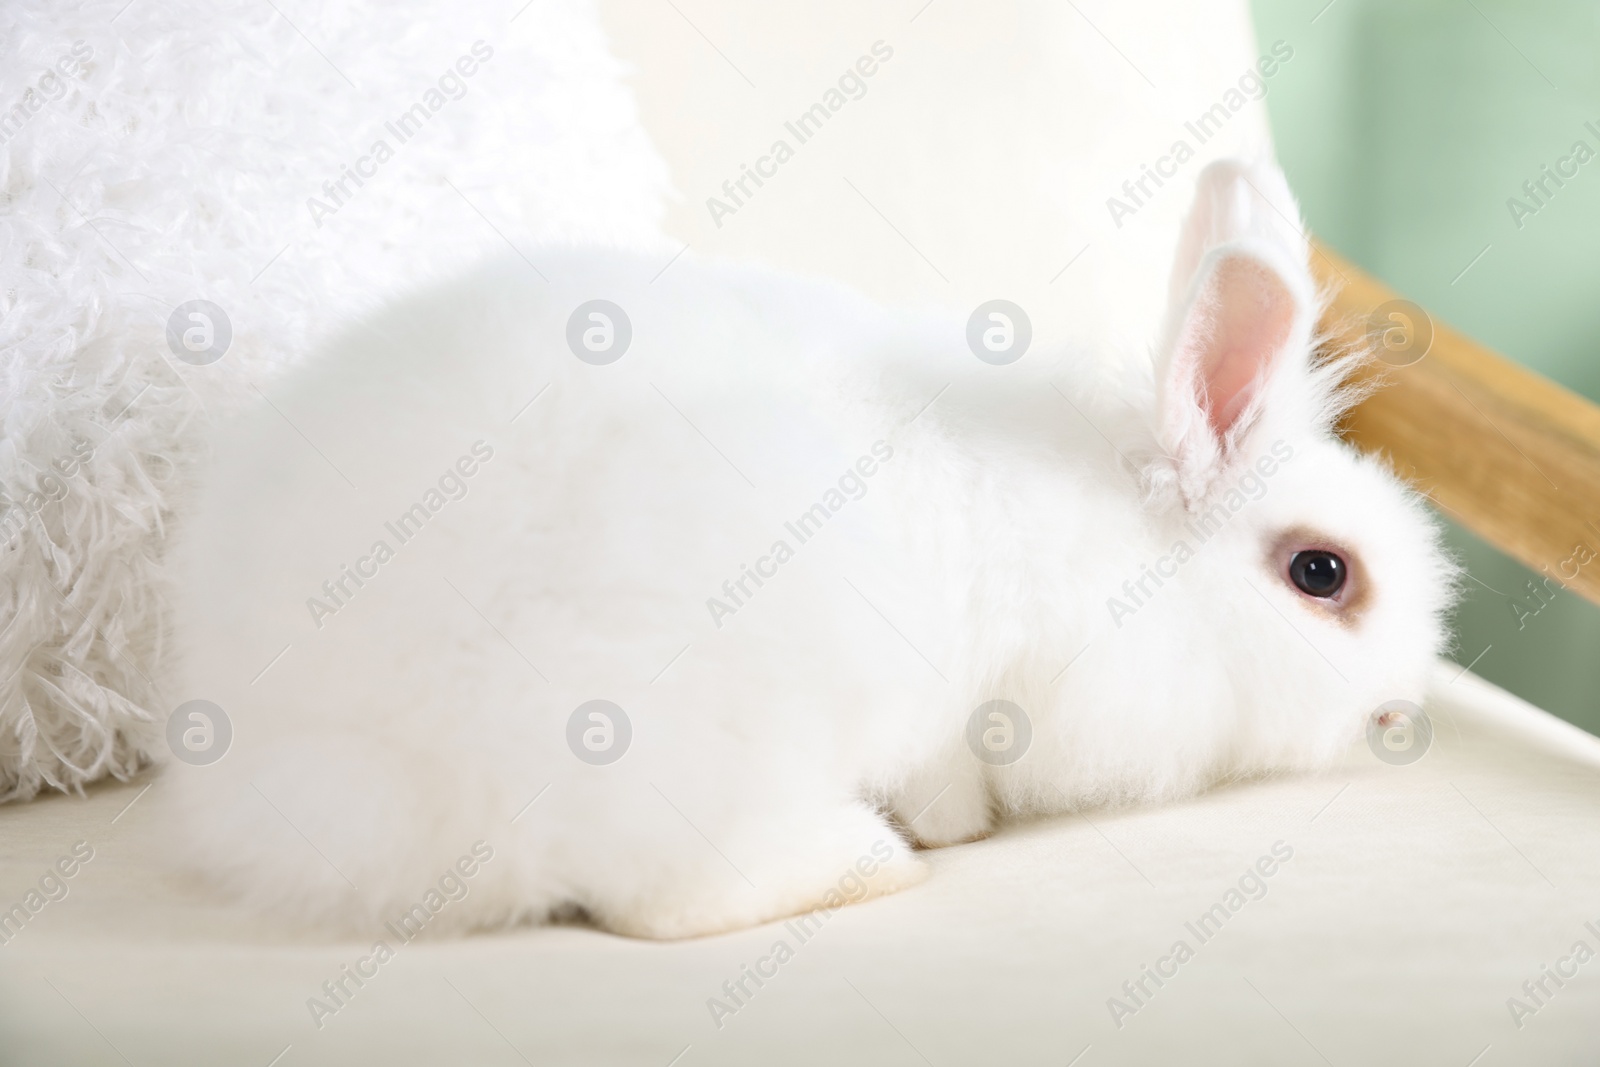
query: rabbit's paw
893 757 993 848
595 802 925 940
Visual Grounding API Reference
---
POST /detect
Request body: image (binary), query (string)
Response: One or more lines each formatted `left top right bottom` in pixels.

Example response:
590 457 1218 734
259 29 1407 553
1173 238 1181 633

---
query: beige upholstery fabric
3 663 1596 1064
6 4 1593 1065
599 0 1275 363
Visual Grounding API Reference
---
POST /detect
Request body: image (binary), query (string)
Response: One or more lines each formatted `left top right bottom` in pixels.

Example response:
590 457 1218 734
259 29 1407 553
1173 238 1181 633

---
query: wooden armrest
1312 243 1600 607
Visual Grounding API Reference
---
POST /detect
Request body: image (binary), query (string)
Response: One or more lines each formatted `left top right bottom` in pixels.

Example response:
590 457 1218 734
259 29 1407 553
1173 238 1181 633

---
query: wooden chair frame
1314 243 1600 607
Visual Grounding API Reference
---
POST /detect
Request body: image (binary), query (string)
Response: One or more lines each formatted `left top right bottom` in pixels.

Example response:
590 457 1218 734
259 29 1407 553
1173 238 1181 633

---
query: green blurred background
1250 0 1600 733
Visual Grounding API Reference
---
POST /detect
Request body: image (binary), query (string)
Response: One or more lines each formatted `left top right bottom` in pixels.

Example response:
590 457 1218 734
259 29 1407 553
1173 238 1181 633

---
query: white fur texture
0 0 668 800
158 161 1455 939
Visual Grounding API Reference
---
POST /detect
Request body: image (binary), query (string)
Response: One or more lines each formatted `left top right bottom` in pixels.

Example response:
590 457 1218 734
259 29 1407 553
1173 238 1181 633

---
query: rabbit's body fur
159 164 1453 939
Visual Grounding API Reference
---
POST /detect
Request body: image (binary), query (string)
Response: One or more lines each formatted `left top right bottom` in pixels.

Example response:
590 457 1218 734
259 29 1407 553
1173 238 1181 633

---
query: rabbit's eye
1288 550 1346 598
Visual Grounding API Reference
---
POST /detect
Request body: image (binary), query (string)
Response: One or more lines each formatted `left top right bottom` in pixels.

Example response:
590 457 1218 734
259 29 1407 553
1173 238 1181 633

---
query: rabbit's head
1134 159 1456 767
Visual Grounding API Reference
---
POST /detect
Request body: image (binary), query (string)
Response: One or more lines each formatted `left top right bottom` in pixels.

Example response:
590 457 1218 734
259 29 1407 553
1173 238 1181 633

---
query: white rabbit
156 159 1453 939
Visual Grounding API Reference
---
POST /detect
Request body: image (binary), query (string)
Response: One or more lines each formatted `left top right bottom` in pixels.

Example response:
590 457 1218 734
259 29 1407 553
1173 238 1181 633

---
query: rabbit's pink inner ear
1174 253 1296 438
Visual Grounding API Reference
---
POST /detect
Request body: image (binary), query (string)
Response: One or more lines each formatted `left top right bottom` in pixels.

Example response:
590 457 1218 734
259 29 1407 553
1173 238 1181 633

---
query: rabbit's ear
1157 160 1316 495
